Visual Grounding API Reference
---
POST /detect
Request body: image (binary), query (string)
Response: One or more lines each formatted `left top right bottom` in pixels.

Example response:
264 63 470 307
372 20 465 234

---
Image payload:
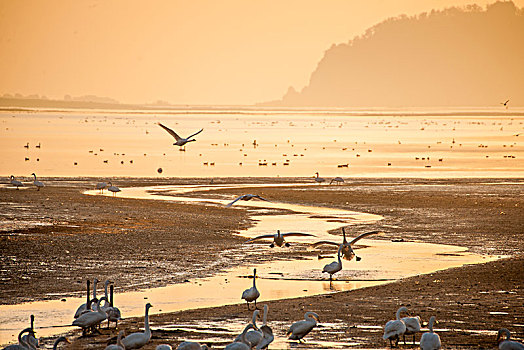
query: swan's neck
144 306 151 334
32 174 36 180
342 229 347 244
337 245 343 265
252 312 258 329
92 281 98 300
96 299 105 314
252 273 257 288
428 317 434 332
396 309 402 320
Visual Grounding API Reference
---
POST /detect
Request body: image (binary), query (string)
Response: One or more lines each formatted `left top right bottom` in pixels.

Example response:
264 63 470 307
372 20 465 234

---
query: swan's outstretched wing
225 195 247 207
187 128 204 139
309 240 339 249
350 230 382 245
244 234 276 243
157 122 181 141
282 232 316 238
252 195 269 201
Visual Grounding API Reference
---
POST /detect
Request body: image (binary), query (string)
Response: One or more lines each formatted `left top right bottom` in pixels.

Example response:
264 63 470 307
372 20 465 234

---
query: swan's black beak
356 256 362 261
285 242 291 247
269 243 274 248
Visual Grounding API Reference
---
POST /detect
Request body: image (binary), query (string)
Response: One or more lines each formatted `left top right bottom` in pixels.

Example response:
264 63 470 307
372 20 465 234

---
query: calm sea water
1 107 522 178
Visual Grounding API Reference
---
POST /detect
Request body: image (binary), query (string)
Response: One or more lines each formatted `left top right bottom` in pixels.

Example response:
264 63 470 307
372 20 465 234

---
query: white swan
497 328 524 350
156 345 172 350
105 330 125 350
314 172 325 184
420 316 441 350
257 304 274 349
401 310 421 345
287 311 319 342
96 182 107 193
226 194 268 207
224 324 255 350
52 336 71 350
3 327 34 350
31 173 44 191
72 297 108 335
244 230 315 248
108 182 121 197
106 284 122 328
234 309 262 346
310 228 382 261
158 123 203 147
74 279 92 318
121 303 152 349
10 175 23 189
383 306 408 347
21 315 38 349
176 341 210 349
322 244 343 281
241 268 260 310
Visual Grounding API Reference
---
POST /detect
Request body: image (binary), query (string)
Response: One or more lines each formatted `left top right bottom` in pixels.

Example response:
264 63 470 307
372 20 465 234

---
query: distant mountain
264 1 524 107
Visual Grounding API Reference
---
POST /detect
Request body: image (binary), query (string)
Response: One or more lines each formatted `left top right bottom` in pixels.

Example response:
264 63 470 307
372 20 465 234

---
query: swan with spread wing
244 230 315 248
310 227 382 261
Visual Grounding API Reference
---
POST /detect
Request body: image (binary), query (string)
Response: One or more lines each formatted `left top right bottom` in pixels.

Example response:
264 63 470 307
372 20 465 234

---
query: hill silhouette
265 1 524 107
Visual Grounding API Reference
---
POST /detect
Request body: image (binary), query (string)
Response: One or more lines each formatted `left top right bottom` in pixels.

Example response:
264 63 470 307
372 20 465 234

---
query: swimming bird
21 315 38 349
314 172 325 184
52 336 71 350
10 175 23 189
224 324 255 350
31 173 44 191
108 182 121 197
244 230 315 248
383 306 408 348
158 123 203 147
287 311 319 342
105 330 125 350
257 304 274 349
226 194 268 207
176 341 210 350
3 327 35 350
330 177 344 185
501 99 510 109
74 279 92 319
310 228 382 261
121 303 152 349
401 310 421 345
322 244 344 282
241 268 260 310
96 182 107 193
420 316 441 350
497 328 524 350
72 297 108 336
235 309 263 347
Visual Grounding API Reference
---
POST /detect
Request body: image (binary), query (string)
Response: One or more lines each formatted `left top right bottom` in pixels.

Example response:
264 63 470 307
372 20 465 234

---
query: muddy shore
1 177 523 349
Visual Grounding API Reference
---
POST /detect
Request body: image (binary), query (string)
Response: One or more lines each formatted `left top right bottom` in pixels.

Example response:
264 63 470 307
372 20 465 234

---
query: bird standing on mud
241 268 260 310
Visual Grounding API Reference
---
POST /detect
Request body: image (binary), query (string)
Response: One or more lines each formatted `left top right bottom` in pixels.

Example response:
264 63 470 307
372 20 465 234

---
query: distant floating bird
108 182 121 197
330 177 344 185
420 316 441 350
287 311 319 342
96 182 107 193
501 99 510 109
31 173 44 191
10 175 23 189
121 303 152 349
241 268 260 310
157 122 203 147
35 143 41 149
314 172 325 184
244 230 315 248
383 306 409 348
24 142 29 149
310 228 382 261
226 194 268 207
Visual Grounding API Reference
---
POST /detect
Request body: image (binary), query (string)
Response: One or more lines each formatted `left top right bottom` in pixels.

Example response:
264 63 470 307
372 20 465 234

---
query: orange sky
1 0 523 105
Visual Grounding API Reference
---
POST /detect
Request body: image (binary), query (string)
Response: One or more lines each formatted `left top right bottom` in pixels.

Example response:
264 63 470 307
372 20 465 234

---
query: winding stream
0 183 498 347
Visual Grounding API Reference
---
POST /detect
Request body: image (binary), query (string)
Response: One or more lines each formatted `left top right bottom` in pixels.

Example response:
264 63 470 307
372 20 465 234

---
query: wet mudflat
0 177 522 349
